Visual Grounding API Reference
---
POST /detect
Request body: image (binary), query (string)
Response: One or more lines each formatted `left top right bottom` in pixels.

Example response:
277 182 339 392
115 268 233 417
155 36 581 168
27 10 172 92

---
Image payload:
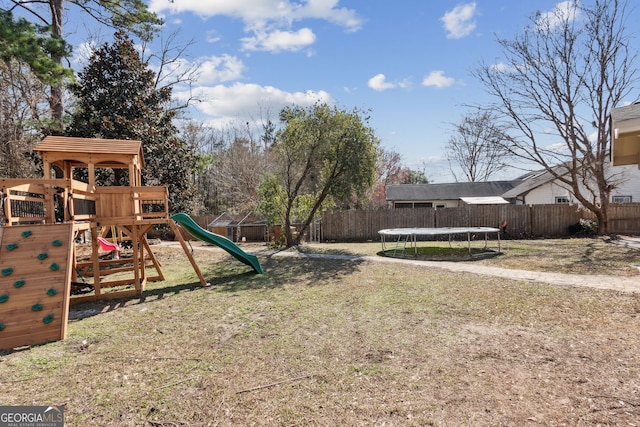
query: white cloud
398 78 412 89
174 82 333 126
535 1 580 31
206 30 222 44
543 142 571 155
490 62 512 73
422 71 455 88
144 54 244 87
148 0 363 32
291 0 363 32
367 74 413 91
368 74 396 91
440 2 477 39
241 28 316 52
71 41 98 66
149 0 362 54
196 55 245 84
148 0 288 21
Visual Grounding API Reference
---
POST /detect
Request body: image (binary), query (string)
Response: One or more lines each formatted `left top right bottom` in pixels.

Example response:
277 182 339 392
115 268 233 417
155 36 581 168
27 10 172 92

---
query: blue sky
66 1 638 182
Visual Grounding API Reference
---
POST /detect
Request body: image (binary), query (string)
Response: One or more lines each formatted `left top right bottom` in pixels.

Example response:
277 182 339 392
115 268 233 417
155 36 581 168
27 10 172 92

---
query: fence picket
319 204 639 241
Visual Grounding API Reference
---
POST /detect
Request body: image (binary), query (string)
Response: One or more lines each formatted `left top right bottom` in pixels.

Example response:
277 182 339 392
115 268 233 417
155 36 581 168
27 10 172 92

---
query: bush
568 219 598 235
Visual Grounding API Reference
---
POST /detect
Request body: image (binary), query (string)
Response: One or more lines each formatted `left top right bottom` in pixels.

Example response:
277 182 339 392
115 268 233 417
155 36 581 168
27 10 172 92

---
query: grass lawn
301 236 640 276
1 238 639 426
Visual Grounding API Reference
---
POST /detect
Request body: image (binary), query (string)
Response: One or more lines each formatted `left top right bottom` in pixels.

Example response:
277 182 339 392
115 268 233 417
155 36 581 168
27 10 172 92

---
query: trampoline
378 227 501 258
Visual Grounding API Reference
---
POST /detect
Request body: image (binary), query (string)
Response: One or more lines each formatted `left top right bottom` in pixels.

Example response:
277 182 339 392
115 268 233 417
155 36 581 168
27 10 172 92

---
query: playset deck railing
0 178 169 226
93 186 169 225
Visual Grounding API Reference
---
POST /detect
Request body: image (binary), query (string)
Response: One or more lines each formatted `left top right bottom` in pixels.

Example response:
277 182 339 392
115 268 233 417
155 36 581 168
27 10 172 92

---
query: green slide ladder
171 213 263 274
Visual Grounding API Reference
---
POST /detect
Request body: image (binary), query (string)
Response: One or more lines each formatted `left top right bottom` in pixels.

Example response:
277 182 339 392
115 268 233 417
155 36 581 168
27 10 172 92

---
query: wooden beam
170 220 207 286
90 226 102 298
142 236 164 282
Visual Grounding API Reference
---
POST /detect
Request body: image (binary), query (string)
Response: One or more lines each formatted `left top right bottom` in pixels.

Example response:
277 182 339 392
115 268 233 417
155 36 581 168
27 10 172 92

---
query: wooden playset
0 223 74 349
0 136 212 349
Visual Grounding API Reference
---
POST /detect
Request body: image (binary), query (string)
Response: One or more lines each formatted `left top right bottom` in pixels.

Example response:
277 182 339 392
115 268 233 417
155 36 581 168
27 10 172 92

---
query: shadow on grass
68 251 364 320
68 280 204 321
296 246 370 257
377 246 502 262
568 240 639 273
209 251 366 292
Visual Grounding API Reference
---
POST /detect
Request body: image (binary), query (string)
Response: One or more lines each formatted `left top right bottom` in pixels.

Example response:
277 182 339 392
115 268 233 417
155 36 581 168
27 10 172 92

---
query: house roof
207 211 266 228
611 103 640 123
501 171 553 198
502 164 570 198
386 181 520 201
208 212 237 227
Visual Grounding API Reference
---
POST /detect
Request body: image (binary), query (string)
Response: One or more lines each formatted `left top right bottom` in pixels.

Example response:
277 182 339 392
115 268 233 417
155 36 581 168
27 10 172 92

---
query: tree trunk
49 0 65 123
290 187 332 247
596 202 609 235
284 201 295 247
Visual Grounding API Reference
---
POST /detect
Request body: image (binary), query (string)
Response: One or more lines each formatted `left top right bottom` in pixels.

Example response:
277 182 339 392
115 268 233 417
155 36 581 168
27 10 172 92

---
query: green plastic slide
171 213 263 274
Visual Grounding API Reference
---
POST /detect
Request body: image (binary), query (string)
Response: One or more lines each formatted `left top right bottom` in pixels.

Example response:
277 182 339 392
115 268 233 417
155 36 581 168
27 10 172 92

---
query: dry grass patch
1 242 639 426
302 236 640 276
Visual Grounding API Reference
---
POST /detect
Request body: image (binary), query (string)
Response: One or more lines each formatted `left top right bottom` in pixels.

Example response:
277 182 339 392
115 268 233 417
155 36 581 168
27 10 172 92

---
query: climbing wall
0 224 74 350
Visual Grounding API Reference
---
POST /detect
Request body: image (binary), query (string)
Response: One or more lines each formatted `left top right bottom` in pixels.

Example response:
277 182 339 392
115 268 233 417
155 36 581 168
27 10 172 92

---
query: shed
207 212 268 242
207 212 238 240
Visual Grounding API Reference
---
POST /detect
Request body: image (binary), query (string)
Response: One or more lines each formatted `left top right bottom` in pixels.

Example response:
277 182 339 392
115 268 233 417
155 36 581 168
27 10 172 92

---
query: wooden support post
169 220 207 286
91 226 102 298
141 235 164 282
132 225 142 294
3 190 12 224
45 185 56 224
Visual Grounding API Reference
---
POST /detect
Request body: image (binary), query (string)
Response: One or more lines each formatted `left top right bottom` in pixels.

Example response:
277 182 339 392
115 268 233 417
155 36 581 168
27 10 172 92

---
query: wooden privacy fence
321 204 640 242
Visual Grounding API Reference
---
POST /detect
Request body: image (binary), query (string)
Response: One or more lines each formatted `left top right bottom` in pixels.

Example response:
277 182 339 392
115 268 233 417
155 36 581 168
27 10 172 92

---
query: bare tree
216 133 267 213
474 0 638 233
352 146 403 209
185 120 271 214
446 108 512 182
361 148 430 208
0 60 49 177
139 30 200 112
